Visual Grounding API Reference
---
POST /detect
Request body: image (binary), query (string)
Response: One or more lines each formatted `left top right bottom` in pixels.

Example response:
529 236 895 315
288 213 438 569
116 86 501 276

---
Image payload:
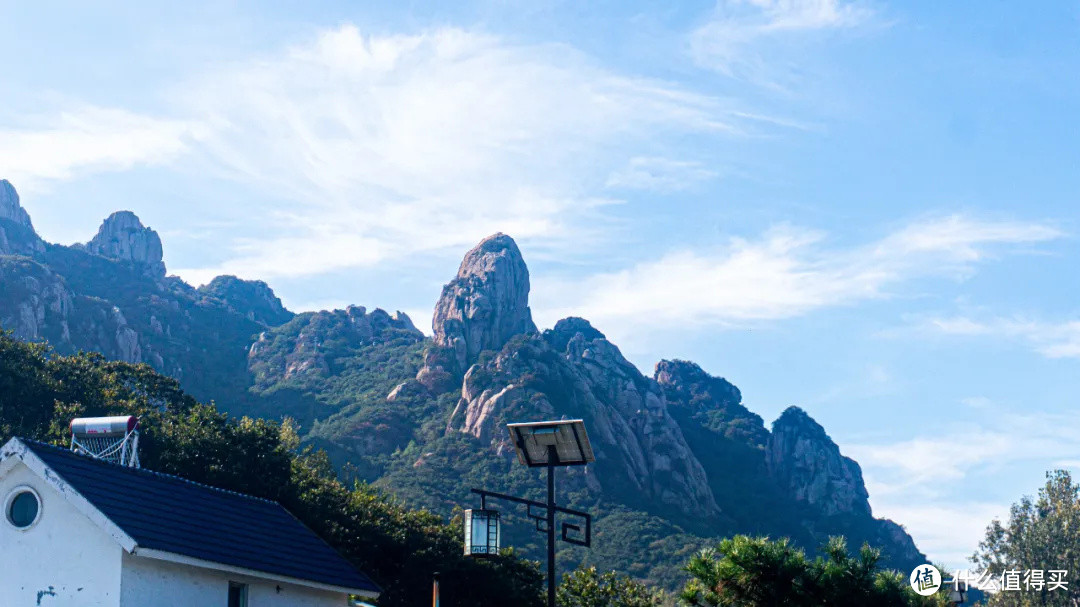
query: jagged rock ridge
249 305 422 387
445 316 722 519
0 179 929 581
656 359 768 447
0 189 150 365
0 181 284 394
198 275 295 327
430 233 923 566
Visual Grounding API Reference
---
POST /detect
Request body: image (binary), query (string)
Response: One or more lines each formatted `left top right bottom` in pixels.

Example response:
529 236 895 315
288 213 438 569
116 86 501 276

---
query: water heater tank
70 416 138 438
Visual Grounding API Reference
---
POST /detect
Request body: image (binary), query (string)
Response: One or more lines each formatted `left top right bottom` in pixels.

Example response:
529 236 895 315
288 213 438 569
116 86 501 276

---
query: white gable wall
120 552 348 607
0 460 124 607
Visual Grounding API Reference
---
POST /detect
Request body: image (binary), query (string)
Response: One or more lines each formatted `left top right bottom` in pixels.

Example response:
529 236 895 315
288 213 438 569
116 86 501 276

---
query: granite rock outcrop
0 180 45 256
767 406 872 517
87 211 166 278
198 275 295 327
431 233 536 371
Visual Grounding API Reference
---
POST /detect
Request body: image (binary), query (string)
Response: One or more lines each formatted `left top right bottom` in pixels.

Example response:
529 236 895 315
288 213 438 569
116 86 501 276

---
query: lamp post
465 419 595 607
948 581 968 606
432 572 441 607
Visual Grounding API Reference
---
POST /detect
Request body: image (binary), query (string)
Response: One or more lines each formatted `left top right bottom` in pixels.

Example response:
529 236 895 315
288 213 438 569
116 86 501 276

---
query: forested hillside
0 333 542 607
0 178 925 589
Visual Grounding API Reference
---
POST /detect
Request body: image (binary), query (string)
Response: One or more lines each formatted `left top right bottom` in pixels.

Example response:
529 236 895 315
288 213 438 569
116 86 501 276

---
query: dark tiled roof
22 440 379 594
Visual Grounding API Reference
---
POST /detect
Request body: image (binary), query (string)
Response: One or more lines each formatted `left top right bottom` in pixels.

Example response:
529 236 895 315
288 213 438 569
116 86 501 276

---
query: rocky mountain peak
432 232 536 370
0 180 33 229
652 356 747 408
655 359 768 448
772 406 827 439
544 317 607 353
0 180 45 256
655 359 709 385
87 211 166 278
655 360 742 405
767 406 871 517
198 275 294 327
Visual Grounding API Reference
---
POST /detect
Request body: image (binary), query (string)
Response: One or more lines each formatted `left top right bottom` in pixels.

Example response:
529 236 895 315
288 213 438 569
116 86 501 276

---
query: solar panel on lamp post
464 420 595 607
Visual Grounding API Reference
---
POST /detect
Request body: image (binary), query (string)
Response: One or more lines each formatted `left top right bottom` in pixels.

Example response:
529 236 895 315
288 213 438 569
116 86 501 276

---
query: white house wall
120 552 348 607
0 461 124 607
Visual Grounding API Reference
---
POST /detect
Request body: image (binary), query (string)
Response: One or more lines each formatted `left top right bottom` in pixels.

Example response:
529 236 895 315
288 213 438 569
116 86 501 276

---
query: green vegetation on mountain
246 305 427 432
0 332 542 607
0 182 928 594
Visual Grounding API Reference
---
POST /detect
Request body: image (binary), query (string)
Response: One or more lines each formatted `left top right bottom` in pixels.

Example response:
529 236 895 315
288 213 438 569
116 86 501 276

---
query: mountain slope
0 332 544 607
0 179 924 589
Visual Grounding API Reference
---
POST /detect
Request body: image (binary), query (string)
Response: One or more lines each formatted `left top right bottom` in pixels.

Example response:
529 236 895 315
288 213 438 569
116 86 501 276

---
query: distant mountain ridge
0 179 925 588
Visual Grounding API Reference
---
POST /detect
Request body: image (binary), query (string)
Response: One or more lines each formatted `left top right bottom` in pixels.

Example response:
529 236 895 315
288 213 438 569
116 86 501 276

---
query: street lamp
465 419 595 607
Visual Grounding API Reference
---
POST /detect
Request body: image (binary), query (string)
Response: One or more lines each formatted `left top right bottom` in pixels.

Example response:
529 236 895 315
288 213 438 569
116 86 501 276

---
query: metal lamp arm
470 488 592 548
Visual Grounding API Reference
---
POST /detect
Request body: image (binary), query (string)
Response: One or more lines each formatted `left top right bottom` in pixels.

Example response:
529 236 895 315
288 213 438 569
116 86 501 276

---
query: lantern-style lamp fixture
463 508 501 556
506 419 595 468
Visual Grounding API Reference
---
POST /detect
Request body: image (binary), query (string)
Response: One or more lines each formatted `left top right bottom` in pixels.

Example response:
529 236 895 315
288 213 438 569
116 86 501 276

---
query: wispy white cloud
875 502 1006 569
925 316 1080 359
757 0 872 30
1 23 842 284
878 217 1061 261
960 396 993 409
0 106 200 191
3 26 789 283
852 431 1016 490
850 408 1080 568
853 409 1080 499
176 230 389 284
134 25 782 281
538 215 1063 333
804 362 894 406
690 0 876 85
605 156 721 192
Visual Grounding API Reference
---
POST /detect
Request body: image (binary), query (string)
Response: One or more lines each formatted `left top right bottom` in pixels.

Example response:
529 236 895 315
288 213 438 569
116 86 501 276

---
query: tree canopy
0 332 541 607
557 565 669 607
972 470 1080 606
679 535 948 607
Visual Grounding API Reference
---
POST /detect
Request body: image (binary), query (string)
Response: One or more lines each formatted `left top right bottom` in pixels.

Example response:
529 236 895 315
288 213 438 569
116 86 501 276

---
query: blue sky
2 0 1079 569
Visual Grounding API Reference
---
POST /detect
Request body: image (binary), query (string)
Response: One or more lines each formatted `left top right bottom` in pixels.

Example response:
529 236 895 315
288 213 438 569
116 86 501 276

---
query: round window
7 489 40 529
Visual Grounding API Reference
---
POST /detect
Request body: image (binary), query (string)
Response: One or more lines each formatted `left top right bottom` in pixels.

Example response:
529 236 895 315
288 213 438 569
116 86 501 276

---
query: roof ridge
17 437 281 506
